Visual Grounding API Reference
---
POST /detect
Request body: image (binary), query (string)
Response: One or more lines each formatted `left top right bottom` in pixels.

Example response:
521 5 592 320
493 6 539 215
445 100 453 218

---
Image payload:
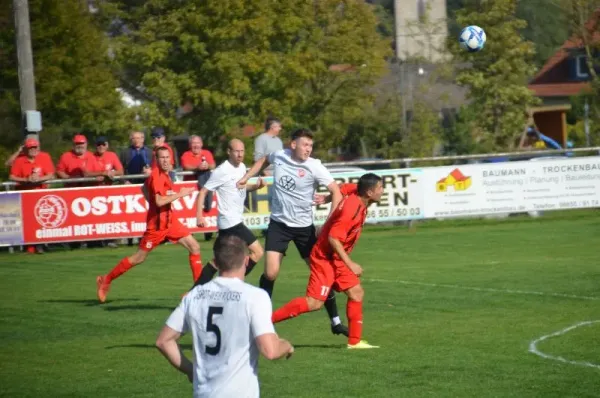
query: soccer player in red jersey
272 173 384 349
96 147 203 303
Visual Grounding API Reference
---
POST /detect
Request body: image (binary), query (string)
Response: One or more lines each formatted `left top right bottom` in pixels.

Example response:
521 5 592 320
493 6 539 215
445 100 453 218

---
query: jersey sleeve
328 199 359 242
203 168 224 192
266 149 281 164
250 289 276 338
166 299 189 334
313 161 334 187
340 183 358 196
111 152 124 172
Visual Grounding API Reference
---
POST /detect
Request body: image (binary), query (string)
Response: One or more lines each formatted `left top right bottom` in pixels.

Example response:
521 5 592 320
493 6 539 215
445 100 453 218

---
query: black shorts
265 219 316 259
218 222 257 246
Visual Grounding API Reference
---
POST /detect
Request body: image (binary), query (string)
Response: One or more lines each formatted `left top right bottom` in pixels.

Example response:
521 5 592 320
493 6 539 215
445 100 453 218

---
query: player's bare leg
344 284 378 349
96 249 149 303
259 250 283 297
302 257 348 337
272 296 323 323
178 235 203 281
245 241 264 276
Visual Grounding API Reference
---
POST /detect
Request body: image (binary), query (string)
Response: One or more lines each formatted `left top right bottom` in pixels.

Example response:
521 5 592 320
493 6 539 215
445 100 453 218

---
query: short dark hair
357 173 382 196
214 235 248 272
155 146 170 155
291 128 313 141
265 117 281 131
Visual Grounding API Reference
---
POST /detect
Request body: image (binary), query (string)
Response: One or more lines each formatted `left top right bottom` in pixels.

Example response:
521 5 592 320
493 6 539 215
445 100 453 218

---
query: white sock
331 316 341 326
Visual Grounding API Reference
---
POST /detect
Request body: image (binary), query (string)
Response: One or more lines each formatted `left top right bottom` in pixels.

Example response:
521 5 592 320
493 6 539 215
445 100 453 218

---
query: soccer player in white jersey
156 235 294 398
192 139 265 286
237 128 348 336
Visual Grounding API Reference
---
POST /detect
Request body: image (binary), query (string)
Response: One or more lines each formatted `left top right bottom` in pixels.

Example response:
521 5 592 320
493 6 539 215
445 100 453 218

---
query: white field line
366 278 600 301
528 321 600 370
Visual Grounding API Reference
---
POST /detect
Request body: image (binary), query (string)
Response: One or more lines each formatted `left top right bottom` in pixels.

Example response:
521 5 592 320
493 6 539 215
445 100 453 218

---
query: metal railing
2 146 600 191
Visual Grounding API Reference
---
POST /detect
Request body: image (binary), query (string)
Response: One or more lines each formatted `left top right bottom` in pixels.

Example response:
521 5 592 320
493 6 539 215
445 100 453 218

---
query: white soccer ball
459 25 486 52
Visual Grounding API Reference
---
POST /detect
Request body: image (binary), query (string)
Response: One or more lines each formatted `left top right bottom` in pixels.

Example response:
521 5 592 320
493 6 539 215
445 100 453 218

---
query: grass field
1 210 599 397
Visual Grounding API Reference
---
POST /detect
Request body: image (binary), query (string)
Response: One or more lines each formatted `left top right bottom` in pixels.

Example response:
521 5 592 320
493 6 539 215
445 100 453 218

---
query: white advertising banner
312 168 425 225
422 156 600 218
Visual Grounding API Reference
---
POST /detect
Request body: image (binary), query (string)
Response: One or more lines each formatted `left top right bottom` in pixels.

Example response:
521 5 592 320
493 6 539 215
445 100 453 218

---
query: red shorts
139 220 190 252
306 256 360 301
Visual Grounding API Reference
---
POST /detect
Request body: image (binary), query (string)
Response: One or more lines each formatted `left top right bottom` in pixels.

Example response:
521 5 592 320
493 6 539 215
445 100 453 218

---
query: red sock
272 297 310 323
106 257 134 284
347 300 363 345
189 253 202 281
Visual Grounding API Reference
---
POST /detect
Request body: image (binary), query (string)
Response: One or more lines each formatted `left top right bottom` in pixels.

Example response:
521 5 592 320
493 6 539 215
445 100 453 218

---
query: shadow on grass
102 304 176 312
294 344 346 349
105 343 193 350
39 298 141 307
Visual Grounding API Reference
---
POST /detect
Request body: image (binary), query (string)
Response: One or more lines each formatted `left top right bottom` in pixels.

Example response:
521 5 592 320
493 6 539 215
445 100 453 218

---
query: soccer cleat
347 340 379 349
96 275 110 303
331 324 349 337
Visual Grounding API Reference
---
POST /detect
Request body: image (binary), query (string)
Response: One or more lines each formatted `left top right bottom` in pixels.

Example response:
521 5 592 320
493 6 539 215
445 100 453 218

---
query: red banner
20 182 218 244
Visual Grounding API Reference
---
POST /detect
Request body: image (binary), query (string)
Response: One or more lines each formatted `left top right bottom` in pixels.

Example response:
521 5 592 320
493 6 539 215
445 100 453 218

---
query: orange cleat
96 275 110 303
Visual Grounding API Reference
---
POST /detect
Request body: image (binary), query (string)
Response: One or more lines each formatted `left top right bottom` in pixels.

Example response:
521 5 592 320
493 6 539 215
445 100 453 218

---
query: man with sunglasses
86 136 124 185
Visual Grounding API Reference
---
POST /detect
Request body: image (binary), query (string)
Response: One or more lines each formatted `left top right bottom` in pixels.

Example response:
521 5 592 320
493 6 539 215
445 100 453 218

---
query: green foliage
450 0 540 151
101 0 391 147
0 0 131 171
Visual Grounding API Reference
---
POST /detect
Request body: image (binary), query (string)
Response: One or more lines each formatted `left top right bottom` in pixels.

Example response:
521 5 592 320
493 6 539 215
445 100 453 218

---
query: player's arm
314 183 357 205
237 156 270 188
156 325 194 382
195 186 213 227
155 187 195 207
327 204 363 276
157 303 194 382
325 182 342 216
251 290 294 360
246 177 265 192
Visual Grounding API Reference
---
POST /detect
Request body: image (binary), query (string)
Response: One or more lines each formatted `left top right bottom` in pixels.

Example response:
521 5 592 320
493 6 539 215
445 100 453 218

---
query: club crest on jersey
298 169 305 178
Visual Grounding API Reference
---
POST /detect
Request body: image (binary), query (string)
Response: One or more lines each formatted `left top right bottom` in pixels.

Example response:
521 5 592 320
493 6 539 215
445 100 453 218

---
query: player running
271 173 383 349
96 147 203 303
192 139 266 286
156 235 293 398
237 128 349 336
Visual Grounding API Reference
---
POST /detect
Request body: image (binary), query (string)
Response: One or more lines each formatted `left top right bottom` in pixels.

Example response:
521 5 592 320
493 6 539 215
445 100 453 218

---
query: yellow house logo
436 169 472 192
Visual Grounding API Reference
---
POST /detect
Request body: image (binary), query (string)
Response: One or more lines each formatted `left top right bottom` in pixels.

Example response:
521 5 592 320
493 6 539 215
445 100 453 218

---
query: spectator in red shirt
180 135 216 179
86 136 124 185
9 137 55 189
95 147 203 303
9 137 56 254
56 135 96 187
151 127 175 169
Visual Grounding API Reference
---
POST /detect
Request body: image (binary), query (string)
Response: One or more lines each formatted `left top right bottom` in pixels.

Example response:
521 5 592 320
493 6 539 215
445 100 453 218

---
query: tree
0 0 131 170
100 0 390 147
450 0 539 151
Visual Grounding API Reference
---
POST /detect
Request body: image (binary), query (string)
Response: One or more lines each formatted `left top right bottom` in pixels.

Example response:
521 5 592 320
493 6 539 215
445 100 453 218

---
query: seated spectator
56 135 96 187
9 136 55 254
87 136 124 185
120 131 153 184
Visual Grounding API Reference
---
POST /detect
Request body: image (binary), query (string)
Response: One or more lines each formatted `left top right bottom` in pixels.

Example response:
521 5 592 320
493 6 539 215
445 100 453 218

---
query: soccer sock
346 300 363 345
189 253 202 281
245 259 257 276
259 274 275 297
105 257 134 284
192 262 217 287
324 290 342 326
272 297 310 323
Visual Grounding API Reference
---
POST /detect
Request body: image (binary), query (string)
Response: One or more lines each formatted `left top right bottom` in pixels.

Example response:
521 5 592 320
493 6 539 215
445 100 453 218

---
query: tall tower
394 0 449 61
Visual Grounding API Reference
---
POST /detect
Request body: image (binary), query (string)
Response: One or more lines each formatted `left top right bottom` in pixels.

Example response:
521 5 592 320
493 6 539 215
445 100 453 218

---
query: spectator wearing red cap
56 134 96 187
9 137 55 254
86 136 124 185
9 137 55 190
4 134 44 168
150 127 175 169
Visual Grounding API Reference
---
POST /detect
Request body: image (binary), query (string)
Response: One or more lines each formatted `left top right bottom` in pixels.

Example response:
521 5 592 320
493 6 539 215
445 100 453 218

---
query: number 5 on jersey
206 306 223 356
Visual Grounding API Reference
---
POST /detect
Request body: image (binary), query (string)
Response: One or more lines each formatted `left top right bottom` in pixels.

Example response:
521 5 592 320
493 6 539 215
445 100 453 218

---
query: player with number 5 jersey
157 236 294 398
272 173 384 349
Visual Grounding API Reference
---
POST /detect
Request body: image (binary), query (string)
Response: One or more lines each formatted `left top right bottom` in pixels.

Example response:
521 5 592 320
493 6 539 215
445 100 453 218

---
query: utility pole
584 99 590 147
13 0 37 135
